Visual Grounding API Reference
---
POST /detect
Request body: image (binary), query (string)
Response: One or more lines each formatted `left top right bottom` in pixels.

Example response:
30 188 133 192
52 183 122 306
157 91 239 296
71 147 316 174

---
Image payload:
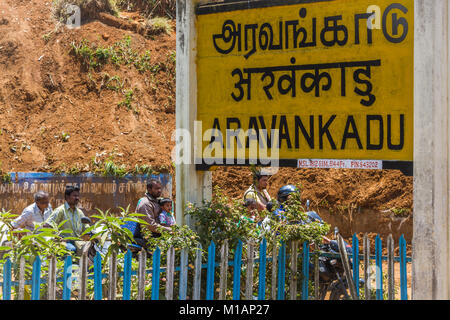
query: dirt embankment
0 0 176 174
0 0 413 247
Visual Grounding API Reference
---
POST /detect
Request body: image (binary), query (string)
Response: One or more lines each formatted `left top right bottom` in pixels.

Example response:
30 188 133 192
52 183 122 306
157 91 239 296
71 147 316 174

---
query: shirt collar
64 202 77 213
146 192 158 202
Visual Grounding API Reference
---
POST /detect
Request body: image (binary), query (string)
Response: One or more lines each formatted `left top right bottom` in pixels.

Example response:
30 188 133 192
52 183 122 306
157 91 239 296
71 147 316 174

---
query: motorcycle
304 203 363 300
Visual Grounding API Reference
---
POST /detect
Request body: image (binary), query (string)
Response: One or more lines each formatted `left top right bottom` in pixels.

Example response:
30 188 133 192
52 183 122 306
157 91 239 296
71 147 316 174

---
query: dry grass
145 16 172 35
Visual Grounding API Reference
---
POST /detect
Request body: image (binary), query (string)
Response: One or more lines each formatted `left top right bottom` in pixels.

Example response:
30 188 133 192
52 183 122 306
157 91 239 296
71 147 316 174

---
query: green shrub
52 0 119 23
145 17 173 35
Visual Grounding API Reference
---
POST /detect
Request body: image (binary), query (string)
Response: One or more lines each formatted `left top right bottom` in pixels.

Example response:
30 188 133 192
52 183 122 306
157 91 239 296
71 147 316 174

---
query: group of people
242 167 300 223
5 169 301 255
7 178 176 254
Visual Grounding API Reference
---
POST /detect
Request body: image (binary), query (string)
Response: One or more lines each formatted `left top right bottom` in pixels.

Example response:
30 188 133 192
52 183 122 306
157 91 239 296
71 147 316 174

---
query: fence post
271 240 278 300
387 234 395 300
62 255 72 300
151 247 161 300
48 256 57 300
337 234 357 300
352 233 360 298
245 240 255 300
18 256 26 300
206 241 216 300
79 250 88 300
31 256 41 301
232 240 243 300
2 258 11 300
400 235 408 300
219 240 229 300
375 235 383 300
314 248 320 300
363 233 371 300
193 244 202 300
137 249 146 300
179 247 188 300
122 249 132 300
258 238 267 300
108 250 118 301
94 252 102 300
165 246 175 300
289 241 298 300
277 241 286 300
301 241 310 300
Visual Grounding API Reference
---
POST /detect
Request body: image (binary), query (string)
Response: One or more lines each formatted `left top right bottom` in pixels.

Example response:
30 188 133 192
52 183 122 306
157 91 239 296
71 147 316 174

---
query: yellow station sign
195 0 413 171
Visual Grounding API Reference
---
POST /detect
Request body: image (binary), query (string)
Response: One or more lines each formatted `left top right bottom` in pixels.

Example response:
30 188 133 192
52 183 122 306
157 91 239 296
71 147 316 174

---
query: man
243 168 272 212
12 191 52 231
136 179 171 237
46 185 90 254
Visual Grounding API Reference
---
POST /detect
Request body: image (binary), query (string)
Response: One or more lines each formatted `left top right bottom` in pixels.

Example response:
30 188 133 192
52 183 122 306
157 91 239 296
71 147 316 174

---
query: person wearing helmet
243 167 273 212
272 184 299 219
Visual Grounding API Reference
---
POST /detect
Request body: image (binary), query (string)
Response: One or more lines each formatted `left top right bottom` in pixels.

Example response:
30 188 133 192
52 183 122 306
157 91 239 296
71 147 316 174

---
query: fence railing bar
258 238 267 300
122 249 132 300
48 256 57 300
193 244 202 300
2 258 11 300
337 234 357 300
137 249 146 300
94 252 102 300
206 241 216 300
400 235 408 300
271 239 278 300
245 240 255 300
289 241 298 300
314 250 320 300
108 250 118 301
31 256 41 301
151 247 161 300
375 235 383 300
219 240 229 300
387 234 395 300
277 241 286 300
352 234 360 298
18 256 26 300
179 247 188 300
363 233 370 300
232 240 243 300
62 255 73 300
318 252 412 263
301 242 310 300
165 246 174 301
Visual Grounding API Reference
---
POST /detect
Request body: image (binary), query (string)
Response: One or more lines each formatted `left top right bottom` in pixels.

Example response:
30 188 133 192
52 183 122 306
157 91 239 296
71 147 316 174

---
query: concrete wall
176 0 212 227
413 0 449 300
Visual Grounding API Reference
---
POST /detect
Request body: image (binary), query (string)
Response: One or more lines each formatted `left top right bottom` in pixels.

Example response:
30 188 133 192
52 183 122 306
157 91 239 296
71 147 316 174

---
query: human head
244 198 258 212
34 191 49 211
65 185 80 207
147 179 162 198
277 185 299 203
252 168 271 189
159 198 172 212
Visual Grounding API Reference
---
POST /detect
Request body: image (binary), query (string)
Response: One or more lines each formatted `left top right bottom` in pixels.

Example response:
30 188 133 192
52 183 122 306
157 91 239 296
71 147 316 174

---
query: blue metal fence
0 233 411 300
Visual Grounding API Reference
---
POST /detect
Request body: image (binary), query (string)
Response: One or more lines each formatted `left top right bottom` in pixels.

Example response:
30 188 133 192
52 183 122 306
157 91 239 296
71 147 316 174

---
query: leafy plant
61 132 70 142
81 206 148 258
145 17 173 35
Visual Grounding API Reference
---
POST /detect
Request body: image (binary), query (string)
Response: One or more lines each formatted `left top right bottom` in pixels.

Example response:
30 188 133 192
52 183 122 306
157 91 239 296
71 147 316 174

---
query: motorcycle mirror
81 217 92 225
334 227 339 238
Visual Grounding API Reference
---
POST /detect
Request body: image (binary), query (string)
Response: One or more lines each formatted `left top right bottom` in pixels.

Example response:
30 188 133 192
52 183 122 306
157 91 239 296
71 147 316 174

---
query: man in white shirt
12 191 52 231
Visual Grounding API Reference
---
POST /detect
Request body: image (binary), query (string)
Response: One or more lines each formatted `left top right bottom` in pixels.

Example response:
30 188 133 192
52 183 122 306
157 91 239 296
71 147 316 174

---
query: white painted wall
413 0 449 300
176 0 212 227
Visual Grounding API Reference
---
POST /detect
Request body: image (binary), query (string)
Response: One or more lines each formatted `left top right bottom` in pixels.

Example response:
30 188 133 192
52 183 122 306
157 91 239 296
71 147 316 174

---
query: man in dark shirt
135 179 171 237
